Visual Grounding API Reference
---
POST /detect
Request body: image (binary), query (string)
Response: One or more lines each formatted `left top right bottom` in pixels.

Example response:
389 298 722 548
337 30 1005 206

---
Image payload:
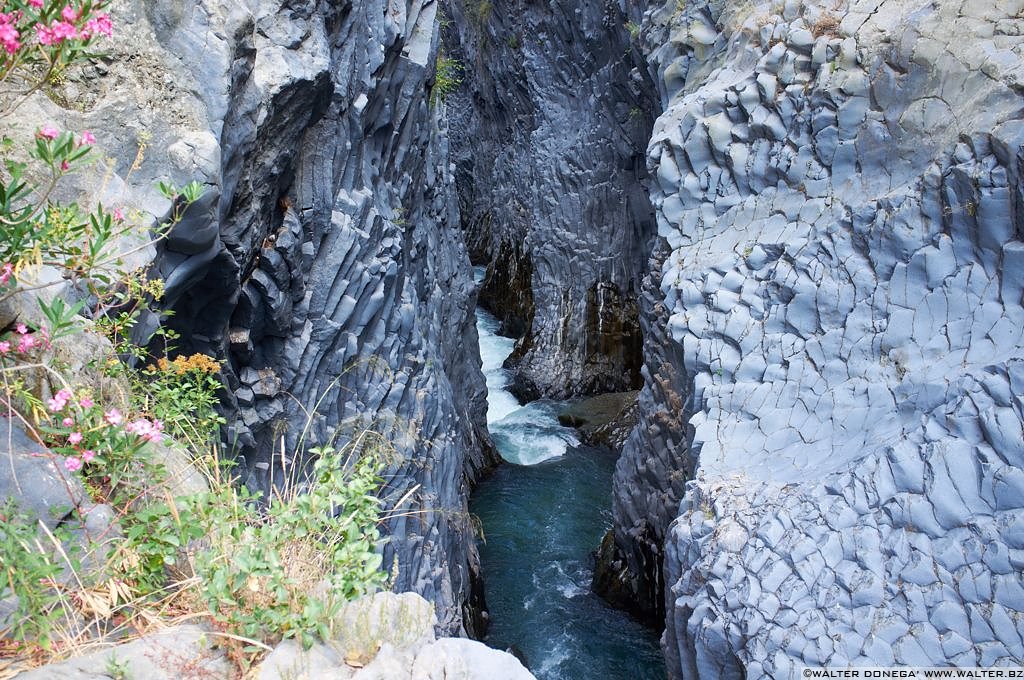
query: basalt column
444 0 658 400
148 0 497 637
616 0 1024 676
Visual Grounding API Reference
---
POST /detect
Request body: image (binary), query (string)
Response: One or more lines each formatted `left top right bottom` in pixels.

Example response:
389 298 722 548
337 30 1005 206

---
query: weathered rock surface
258 592 534 680
15 624 232 680
604 238 694 625
0 418 85 530
613 0 1024 676
444 0 658 400
558 390 640 450
14 593 532 680
40 0 501 636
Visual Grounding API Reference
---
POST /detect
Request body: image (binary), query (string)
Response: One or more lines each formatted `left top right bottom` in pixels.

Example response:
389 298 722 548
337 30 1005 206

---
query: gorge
2 0 1024 678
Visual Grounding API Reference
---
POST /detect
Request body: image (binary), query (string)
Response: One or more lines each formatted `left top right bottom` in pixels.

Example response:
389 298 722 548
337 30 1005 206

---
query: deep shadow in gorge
441 0 671 663
444 0 659 402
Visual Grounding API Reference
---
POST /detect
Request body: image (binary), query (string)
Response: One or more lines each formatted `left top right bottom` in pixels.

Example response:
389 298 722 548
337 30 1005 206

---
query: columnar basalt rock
601 238 693 625
615 0 1024 676
444 0 658 400
76 0 499 637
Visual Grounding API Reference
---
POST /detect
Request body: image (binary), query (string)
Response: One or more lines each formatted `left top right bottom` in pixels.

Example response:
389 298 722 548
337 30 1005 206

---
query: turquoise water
471 290 666 680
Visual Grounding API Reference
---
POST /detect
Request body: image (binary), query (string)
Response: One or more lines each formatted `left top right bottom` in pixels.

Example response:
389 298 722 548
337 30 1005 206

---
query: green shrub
0 501 70 649
182 440 387 650
431 53 462 106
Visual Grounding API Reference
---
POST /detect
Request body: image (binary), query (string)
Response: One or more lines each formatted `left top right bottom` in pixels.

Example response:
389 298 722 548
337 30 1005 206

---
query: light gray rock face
444 0 658 400
97 1 498 636
0 417 86 530
614 0 1024 676
259 592 535 680
15 624 232 679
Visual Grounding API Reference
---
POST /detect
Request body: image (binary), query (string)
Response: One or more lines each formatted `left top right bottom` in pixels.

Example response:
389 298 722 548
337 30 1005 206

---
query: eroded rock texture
444 0 657 399
76 0 496 636
614 0 1024 676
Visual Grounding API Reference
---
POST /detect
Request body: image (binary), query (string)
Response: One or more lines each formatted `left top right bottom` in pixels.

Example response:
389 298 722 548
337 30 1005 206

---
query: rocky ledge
15 593 534 680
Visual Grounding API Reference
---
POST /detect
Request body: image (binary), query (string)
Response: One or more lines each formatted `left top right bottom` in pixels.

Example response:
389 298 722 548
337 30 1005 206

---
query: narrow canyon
2 0 1023 678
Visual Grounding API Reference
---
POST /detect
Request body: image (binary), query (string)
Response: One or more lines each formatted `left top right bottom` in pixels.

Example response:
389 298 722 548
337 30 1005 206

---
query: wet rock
557 391 640 450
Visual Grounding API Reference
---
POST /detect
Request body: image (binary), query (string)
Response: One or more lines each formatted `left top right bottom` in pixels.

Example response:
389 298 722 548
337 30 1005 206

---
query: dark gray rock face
603 237 693 625
139 1 496 636
444 0 658 400
613 0 1024 676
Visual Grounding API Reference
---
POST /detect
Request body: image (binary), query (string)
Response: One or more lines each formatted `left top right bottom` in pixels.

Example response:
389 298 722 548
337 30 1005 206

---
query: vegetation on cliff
0 2 387 674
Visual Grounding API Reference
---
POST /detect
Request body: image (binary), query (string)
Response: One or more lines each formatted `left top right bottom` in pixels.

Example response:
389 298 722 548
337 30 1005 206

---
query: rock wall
55 0 497 636
602 236 694 624
444 0 658 400
614 0 1024 676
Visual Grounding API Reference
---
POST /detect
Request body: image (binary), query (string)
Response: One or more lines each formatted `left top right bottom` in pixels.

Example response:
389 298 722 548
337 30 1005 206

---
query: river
471 275 665 679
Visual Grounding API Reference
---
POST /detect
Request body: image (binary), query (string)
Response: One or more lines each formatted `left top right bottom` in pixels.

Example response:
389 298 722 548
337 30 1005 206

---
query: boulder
258 592 535 680
14 625 230 679
0 416 86 528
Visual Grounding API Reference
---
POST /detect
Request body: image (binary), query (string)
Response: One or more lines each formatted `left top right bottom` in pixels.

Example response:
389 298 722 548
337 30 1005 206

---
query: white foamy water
476 308 520 424
490 401 579 465
474 268 578 465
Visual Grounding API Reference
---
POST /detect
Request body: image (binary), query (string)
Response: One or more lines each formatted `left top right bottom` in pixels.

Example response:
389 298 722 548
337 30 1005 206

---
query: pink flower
35 20 76 45
51 20 76 40
79 397 93 408
60 5 78 22
64 456 82 472
0 262 13 285
28 0 43 7
16 334 36 353
79 130 95 145
61 417 73 427
15 323 27 335
81 450 95 463
81 13 111 38
48 388 72 412
35 24 56 45
112 206 124 222
0 341 9 354
0 21 20 55
103 408 122 425
36 126 59 140
68 431 82 445
125 418 163 443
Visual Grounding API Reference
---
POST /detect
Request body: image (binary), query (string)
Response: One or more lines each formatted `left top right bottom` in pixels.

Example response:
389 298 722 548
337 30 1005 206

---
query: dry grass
811 13 842 38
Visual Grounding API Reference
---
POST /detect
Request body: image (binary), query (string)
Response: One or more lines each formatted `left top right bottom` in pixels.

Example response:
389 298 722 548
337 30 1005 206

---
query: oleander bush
0 0 388 672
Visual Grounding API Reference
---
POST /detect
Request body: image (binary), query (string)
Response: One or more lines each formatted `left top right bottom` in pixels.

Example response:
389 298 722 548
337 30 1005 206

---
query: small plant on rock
430 53 462 106
183 436 388 656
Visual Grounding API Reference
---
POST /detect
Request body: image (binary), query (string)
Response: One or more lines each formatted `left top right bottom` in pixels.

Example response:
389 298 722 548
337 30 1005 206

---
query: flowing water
472 271 666 679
